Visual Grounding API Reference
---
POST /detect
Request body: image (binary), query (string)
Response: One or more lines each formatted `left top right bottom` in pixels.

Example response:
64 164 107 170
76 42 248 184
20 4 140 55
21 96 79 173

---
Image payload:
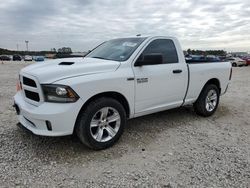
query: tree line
0 47 73 56
186 49 227 56
0 48 56 56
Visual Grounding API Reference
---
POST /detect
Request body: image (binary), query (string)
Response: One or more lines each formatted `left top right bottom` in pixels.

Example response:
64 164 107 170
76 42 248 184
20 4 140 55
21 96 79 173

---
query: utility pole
16 44 19 51
25 40 29 51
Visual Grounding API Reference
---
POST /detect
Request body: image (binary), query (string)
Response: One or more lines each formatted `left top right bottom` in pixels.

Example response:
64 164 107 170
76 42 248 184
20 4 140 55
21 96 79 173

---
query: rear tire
75 97 126 150
193 84 220 117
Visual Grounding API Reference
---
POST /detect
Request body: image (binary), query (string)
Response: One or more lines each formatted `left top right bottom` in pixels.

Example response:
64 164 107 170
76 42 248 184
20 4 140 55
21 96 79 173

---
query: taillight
229 67 232 80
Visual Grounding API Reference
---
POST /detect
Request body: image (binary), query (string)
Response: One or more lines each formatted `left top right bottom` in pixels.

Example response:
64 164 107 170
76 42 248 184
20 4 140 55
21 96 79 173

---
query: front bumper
14 91 83 136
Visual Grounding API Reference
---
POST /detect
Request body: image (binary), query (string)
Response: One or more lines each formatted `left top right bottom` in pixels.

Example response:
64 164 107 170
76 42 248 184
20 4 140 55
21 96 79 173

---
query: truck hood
20 57 120 83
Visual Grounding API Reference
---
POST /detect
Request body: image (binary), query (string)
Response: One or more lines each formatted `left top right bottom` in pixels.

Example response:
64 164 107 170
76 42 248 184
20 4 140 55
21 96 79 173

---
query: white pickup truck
14 36 232 149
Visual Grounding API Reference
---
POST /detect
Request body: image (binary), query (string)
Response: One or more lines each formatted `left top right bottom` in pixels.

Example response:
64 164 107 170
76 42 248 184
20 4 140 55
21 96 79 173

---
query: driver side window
140 39 179 64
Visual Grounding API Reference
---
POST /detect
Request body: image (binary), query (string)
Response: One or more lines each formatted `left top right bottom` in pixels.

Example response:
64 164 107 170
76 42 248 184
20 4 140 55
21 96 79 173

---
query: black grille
24 90 40 102
23 77 37 87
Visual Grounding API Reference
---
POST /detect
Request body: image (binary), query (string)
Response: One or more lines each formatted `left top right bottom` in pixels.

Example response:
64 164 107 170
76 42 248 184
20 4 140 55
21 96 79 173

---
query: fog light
46 120 52 131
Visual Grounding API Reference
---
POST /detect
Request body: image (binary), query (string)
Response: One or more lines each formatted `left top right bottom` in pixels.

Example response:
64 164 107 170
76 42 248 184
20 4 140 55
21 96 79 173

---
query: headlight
42 84 79 103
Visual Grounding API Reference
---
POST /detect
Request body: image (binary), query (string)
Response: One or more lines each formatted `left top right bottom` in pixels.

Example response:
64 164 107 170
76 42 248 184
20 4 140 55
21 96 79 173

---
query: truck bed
184 61 231 105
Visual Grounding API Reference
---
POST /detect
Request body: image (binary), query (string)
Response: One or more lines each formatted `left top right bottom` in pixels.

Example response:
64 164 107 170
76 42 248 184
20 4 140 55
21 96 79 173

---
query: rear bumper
239 61 247 66
14 91 83 136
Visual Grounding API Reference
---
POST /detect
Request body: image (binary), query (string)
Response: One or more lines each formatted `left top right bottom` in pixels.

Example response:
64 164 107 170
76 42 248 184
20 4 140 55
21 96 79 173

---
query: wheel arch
202 78 221 95
75 91 130 127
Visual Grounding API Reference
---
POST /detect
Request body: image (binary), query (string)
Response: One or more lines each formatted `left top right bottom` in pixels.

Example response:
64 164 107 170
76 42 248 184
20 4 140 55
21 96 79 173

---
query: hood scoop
59 62 75 65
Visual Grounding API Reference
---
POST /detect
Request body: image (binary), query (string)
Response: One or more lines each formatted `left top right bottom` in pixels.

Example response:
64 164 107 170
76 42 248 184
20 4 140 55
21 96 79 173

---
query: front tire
232 63 237 67
76 97 126 150
193 84 220 117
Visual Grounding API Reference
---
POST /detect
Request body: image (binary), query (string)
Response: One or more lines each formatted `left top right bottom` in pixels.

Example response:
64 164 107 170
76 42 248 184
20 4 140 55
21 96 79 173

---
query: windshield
87 37 146 61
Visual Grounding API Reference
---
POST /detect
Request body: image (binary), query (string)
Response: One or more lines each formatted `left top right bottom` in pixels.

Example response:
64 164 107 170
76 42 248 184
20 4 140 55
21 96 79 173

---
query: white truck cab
14 36 232 149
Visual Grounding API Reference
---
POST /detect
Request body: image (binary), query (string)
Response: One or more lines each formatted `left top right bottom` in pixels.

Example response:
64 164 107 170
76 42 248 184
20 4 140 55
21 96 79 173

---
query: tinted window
141 39 178 64
87 37 146 62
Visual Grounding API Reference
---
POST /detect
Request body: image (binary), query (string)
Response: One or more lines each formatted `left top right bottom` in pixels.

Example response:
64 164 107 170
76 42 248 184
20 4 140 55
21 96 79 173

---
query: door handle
173 69 182 74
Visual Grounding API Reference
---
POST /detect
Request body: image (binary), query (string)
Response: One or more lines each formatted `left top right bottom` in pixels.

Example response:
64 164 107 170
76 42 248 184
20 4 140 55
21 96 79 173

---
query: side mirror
135 54 163 66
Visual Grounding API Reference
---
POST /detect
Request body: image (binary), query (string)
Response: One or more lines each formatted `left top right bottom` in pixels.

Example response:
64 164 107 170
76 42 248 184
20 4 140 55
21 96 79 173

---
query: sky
0 0 250 52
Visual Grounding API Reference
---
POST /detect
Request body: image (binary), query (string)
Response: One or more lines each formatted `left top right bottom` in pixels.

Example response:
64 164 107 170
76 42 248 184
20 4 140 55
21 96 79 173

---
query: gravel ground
0 61 249 187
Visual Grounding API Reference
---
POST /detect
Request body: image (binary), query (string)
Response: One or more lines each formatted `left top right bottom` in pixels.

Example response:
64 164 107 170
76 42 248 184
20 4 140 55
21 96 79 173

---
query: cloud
0 0 250 52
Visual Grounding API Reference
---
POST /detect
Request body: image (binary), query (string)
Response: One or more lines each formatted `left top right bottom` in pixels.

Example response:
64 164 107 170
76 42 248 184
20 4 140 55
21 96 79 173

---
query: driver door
132 38 188 116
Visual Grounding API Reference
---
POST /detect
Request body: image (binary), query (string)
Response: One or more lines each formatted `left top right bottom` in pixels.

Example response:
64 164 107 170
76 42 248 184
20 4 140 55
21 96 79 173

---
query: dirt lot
0 61 249 187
